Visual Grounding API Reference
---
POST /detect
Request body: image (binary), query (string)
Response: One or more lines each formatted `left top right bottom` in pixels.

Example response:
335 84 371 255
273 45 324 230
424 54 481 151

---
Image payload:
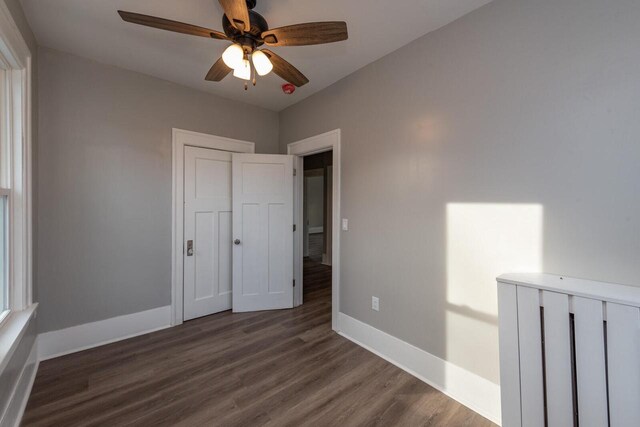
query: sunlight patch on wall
446 203 543 315
445 203 543 383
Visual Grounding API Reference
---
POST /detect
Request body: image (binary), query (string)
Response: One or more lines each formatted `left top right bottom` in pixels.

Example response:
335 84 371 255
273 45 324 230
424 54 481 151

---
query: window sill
0 303 37 376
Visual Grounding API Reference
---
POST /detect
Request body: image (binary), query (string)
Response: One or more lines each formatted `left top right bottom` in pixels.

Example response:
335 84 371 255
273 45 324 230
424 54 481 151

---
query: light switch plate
342 218 348 231
372 296 379 311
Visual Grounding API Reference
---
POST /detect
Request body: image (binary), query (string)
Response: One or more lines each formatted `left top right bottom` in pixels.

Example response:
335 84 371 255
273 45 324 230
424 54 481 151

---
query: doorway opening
303 152 332 265
302 152 333 312
288 129 341 331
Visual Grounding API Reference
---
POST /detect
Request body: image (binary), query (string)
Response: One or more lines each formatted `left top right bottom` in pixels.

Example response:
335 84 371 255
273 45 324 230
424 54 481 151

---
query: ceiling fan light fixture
118 1 349 89
222 44 244 69
233 59 251 80
252 50 273 76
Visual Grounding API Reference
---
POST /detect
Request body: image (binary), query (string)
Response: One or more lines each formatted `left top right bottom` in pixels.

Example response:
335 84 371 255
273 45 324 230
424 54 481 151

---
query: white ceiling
22 0 492 111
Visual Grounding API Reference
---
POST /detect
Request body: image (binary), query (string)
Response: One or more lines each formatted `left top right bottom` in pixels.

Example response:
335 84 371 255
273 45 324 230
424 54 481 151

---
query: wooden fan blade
118 11 229 40
262 50 309 87
205 57 232 82
218 0 250 32
261 22 348 47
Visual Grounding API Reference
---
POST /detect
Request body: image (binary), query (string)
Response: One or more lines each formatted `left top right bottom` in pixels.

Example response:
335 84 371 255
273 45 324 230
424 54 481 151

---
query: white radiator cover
497 273 640 427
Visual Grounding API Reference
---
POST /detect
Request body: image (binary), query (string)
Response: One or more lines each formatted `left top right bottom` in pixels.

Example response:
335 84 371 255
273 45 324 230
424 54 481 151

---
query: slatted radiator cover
497 273 640 427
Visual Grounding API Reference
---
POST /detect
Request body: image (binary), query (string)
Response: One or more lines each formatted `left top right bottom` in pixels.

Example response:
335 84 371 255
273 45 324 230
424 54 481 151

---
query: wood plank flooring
308 233 324 262
23 260 495 426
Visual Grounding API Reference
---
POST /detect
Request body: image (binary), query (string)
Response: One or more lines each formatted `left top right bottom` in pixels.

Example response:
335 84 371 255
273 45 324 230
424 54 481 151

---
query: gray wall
37 47 279 333
305 174 324 229
279 0 640 384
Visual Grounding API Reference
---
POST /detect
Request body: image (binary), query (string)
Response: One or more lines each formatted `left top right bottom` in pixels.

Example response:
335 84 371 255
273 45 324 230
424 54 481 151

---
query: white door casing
183 146 233 320
232 153 294 312
288 129 341 330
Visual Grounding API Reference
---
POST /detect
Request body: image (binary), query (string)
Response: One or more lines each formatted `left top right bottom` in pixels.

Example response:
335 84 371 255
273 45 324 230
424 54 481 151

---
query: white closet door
232 153 294 312
183 146 232 320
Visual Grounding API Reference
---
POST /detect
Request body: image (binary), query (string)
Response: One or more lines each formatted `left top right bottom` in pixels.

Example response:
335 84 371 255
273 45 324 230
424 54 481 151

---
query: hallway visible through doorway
302 151 333 308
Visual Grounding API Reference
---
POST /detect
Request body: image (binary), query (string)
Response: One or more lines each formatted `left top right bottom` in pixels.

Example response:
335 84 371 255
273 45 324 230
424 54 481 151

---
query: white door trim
171 128 255 326
287 129 341 331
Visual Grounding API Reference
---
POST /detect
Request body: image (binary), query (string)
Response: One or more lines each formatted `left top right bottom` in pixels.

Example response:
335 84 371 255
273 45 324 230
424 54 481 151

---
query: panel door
232 153 294 312
184 146 233 320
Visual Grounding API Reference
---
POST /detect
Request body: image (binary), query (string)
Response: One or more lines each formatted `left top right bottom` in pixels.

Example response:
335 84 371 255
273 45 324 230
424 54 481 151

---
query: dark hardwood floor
308 233 323 262
23 260 495 426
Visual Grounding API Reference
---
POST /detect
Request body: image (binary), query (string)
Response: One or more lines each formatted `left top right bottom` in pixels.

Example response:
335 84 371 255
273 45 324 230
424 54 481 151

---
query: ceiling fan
118 0 348 90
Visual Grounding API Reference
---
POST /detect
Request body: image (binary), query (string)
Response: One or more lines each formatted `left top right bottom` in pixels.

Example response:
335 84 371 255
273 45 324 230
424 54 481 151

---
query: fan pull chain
252 59 257 87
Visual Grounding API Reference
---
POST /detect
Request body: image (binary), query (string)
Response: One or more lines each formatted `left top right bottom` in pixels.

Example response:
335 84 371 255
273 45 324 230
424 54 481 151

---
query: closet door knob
234 239 241 245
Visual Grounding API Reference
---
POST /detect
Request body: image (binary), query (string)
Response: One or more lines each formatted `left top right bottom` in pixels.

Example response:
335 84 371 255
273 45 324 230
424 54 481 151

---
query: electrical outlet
372 296 380 312
342 218 349 231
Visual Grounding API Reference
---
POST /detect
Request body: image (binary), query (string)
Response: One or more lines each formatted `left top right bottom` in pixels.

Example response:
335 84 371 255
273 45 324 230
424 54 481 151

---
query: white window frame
0 0 33 324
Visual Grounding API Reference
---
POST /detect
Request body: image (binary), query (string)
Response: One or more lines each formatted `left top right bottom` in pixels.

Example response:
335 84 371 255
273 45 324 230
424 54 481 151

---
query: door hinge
293 168 297 176
293 224 296 232
293 279 296 288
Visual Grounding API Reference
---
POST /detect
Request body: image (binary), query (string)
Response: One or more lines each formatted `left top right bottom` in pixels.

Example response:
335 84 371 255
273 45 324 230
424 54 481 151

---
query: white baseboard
337 313 501 425
38 306 172 361
1 338 39 427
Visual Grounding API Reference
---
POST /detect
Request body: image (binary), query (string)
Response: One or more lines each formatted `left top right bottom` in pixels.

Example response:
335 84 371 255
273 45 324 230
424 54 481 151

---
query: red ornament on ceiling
282 83 296 95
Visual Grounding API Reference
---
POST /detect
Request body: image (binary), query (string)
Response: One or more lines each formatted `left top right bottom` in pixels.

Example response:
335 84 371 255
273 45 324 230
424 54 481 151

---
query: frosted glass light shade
222 44 244 69
233 59 251 80
252 50 273 76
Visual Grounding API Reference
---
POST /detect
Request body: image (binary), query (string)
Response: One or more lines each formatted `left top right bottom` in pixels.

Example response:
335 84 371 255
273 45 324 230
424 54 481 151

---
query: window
0 5 33 325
